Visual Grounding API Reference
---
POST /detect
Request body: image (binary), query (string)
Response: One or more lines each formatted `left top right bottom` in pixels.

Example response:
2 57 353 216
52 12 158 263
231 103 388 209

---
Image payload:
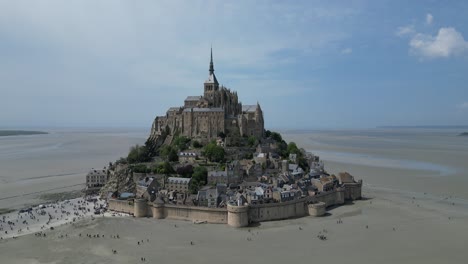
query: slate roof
168 177 191 184
183 107 224 113
242 105 257 113
185 96 202 101
205 73 218 84
208 171 228 177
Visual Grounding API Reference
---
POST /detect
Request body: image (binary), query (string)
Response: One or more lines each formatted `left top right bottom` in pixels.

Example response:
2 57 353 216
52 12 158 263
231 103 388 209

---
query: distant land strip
377 125 468 129
0 130 48 137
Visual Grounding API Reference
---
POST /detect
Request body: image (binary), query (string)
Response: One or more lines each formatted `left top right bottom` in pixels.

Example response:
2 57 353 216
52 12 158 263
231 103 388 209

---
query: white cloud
341 48 352 54
426 13 433 25
410 27 468 58
457 102 468 109
396 25 415 37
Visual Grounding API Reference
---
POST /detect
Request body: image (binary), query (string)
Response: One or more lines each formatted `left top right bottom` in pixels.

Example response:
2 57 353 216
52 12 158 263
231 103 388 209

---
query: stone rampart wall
108 199 134 214
108 188 356 226
164 205 228 224
310 190 345 207
248 198 307 222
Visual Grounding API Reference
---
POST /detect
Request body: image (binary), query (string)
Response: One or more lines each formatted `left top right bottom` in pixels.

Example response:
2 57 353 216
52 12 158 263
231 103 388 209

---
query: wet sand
1 187 467 264
282 130 468 200
0 129 146 210
1 129 467 263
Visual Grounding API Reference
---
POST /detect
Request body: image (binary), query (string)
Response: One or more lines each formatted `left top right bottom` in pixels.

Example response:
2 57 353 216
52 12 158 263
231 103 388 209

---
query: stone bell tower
204 47 219 103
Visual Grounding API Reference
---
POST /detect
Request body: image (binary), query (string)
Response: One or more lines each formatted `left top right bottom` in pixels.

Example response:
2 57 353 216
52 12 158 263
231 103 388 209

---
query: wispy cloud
457 102 468 109
396 25 415 37
426 13 433 25
341 48 352 54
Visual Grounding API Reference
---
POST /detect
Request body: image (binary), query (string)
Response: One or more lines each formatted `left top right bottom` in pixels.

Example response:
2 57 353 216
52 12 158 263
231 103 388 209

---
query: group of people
1 196 106 240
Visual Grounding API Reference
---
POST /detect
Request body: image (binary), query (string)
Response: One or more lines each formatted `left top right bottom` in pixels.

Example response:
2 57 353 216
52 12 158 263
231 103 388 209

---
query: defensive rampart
108 199 134 214
164 204 228 224
108 187 360 227
248 198 307 222
310 189 345 207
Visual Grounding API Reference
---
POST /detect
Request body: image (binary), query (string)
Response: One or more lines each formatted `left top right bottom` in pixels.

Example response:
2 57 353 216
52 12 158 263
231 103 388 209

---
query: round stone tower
152 196 165 219
134 199 147 218
227 204 249 228
308 202 326 217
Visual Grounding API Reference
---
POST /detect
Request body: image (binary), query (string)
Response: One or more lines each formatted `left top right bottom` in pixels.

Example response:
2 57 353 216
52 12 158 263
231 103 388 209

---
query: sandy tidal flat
1 187 467 264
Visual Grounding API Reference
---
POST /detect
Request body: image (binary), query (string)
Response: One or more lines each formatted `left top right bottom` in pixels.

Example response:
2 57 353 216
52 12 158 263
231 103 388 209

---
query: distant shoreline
459 132 468 136
0 130 48 137
377 125 468 129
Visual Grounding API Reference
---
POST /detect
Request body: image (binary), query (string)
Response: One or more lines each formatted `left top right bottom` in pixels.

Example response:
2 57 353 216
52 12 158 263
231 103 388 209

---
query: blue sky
1 0 468 129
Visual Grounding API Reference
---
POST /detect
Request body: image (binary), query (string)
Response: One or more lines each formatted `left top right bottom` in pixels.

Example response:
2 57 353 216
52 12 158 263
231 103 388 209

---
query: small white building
178 152 198 163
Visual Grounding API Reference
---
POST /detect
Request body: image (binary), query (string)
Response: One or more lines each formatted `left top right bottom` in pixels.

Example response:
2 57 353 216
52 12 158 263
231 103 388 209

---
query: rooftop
183 107 224 113
185 96 202 101
242 105 257 113
168 177 191 184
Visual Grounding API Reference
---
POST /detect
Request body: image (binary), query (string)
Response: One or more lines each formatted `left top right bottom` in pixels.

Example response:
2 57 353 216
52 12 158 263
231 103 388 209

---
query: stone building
178 152 198 163
147 48 264 148
136 177 160 201
167 177 191 193
86 169 107 189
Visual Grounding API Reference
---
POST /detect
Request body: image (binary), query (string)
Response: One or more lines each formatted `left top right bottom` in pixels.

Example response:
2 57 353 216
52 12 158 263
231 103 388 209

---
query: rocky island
97 49 362 227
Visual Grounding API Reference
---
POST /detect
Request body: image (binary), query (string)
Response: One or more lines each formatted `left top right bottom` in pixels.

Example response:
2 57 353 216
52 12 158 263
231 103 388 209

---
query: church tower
204 48 219 102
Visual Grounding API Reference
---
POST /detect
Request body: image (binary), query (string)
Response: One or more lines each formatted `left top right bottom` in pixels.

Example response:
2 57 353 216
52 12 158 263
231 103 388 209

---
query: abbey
148 49 264 146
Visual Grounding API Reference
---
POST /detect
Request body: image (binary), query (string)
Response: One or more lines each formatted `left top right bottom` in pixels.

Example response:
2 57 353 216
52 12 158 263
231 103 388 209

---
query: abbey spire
209 47 214 74
205 47 218 87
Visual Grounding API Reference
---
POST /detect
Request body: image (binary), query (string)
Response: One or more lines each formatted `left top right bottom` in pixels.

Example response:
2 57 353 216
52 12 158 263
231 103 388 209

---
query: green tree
190 166 208 194
247 135 257 147
203 142 225 162
270 131 283 142
159 145 178 162
127 144 150 164
131 164 149 173
152 161 175 174
176 164 194 178
192 140 202 149
287 142 300 155
172 136 190 151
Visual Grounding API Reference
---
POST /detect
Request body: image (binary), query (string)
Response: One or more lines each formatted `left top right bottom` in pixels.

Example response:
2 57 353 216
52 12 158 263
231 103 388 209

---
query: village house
311 175 337 193
288 164 304 179
197 186 219 207
226 160 242 184
207 170 228 185
86 169 107 189
239 181 260 191
167 177 191 193
136 177 160 200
